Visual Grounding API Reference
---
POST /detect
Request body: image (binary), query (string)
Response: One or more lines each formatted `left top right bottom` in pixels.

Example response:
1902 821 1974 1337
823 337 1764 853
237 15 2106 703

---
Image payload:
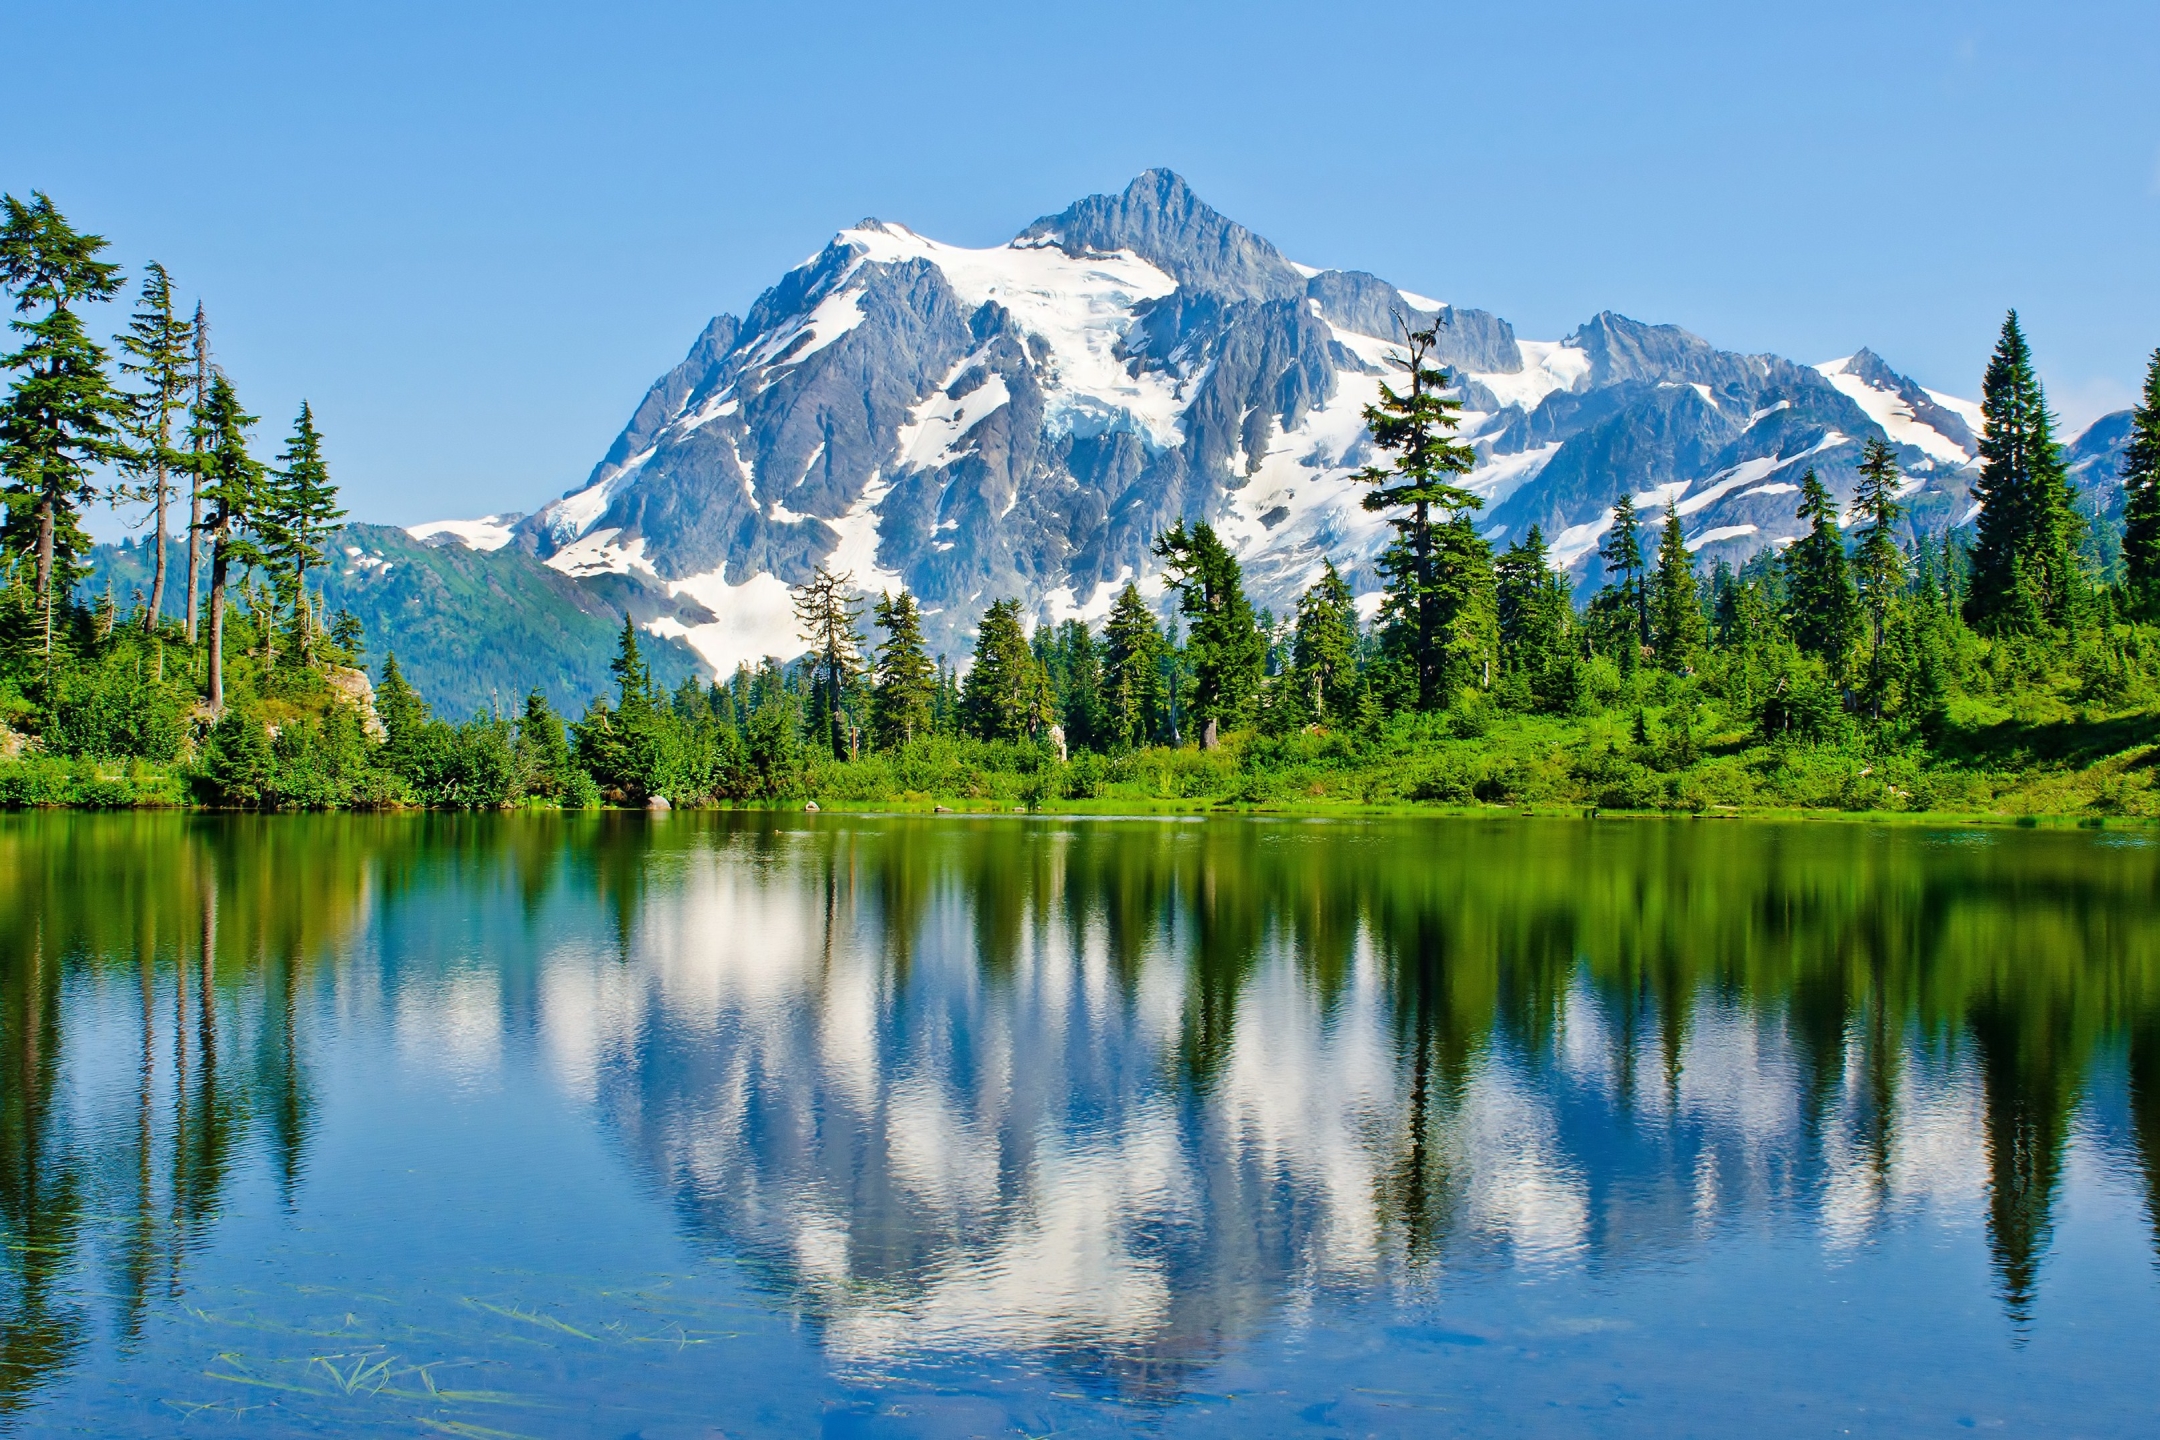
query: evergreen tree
1599 492 1648 649
1494 525 1570 674
2120 348 2160 622
376 652 428 754
1782 468 1861 672
870 589 936 748
184 305 208 644
1352 317 1481 709
1101 581 1164 750
1152 519 1264 739
195 373 266 712
791 566 865 759
515 688 577 799
261 403 344 652
1292 559 1360 726
1851 437 1906 656
609 613 650 709
962 598 1048 742
1039 618 1104 752
1650 509 1705 671
1966 311 2081 633
0 192 127 660
114 262 192 633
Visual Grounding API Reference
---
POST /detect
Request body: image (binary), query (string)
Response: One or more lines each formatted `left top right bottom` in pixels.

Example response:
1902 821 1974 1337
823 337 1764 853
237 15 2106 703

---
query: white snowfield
1814 356 1979 468
421 218 1992 680
405 515 518 552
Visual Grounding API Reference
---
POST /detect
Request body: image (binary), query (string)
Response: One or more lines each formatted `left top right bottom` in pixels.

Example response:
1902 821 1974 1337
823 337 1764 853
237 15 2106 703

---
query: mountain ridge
395 170 2133 677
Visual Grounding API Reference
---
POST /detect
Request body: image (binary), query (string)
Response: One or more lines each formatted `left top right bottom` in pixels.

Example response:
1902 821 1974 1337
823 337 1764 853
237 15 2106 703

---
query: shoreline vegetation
6 196 2160 826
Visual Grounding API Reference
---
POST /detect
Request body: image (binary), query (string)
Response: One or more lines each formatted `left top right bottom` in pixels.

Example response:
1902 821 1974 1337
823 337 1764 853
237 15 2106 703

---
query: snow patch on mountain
408 515 519 552
1469 340 1590 413
650 566 806 676
844 221 1187 448
1815 356 1975 466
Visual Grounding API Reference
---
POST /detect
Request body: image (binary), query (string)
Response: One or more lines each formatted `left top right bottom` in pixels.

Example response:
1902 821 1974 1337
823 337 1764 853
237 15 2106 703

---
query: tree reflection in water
3 812 2159 1419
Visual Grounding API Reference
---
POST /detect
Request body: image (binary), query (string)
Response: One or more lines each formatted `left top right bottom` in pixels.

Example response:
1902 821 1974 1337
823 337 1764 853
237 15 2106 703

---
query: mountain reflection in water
4 812 2160 1430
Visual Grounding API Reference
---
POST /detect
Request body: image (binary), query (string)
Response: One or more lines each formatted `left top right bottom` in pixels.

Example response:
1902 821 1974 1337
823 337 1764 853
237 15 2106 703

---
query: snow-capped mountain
412 171 2117 676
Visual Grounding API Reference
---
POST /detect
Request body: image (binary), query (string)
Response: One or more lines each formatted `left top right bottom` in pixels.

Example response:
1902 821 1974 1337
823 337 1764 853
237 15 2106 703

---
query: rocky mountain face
402 170 2130 675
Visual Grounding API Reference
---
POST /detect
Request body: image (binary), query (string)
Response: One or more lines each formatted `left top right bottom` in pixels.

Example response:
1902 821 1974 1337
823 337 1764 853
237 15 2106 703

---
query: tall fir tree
1152 519 1265 740
195 372 266 713
870 589 936 748
1101 581 1164 750
791 566 865 759
1291 559 1360 726
962 598 1049 742
1352 317 1481 709
184 304 209 643
262 403 344 634
2119 348 2160 622
114 262 193 633
1038 619 1105 752
1851 437 1906 656
1649 510 1704 671
0 192 127 661
1600 492 1648 648
1494 524 1570 675
1966 311 2081 633
1783 468 1861 672
376 651 428 754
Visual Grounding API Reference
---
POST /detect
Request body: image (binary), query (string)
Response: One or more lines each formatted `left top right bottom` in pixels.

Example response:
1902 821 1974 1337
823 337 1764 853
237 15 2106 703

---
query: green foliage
2121 348 2160 623
963 598 1051 742
871 589 936 748
1968 310 2081 634
1102 581 1166 749
1354 317 1481 709
1783 469 1862 674
1153 519 1264 733
1650 510 1704 672
1 191 128 630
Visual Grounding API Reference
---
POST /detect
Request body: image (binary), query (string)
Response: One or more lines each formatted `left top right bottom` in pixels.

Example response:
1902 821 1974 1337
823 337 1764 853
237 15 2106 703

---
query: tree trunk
186 474 201 645
207 541 228 714
146 458 168 634
35 497 54 662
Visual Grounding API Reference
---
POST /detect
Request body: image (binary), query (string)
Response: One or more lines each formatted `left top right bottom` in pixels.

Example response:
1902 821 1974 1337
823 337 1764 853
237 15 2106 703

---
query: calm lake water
3 812 2159 1437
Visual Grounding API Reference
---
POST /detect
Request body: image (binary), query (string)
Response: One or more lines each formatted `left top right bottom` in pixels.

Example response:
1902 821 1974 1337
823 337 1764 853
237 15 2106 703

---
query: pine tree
791 566 865 759
1152 519 1264 739
1783 468 1861 672
1649 510 1704 671
1292 560 1360 726
1043 619 1104 752
262 403 344 657
1851 437 1906 656
196 373 266 713
0 192 127 661
1353 316 1481 709
870 589 936 748
1599 492 1648 650
1494 525 1570 675
2120 348 2160 622
376 651 428 754
184 305 209 644
962 598 1049 742
1966 311 2080 633
1101 581 1164 750
609 613 650 709
114 262 193 633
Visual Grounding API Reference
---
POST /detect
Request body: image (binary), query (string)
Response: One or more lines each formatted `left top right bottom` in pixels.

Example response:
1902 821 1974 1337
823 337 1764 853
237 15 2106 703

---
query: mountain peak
1013 170 1305 301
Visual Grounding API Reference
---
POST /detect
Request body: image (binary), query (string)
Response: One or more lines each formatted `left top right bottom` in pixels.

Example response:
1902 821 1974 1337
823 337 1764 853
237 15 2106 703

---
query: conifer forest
7 191 2160 820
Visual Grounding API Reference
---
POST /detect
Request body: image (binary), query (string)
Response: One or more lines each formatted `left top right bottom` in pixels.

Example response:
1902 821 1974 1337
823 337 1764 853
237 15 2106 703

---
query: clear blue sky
4 0 2155 534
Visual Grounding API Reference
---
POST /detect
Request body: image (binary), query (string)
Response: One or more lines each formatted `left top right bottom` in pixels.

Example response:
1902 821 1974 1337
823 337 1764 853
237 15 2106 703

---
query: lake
3 811 2158 1436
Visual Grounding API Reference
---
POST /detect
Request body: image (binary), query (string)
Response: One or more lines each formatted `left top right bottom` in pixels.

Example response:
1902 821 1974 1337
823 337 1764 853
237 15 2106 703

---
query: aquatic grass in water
3 811 2160 1435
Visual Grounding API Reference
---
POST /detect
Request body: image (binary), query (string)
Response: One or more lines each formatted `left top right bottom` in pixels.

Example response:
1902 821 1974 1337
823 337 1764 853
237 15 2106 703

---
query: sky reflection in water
3 812 2159 1436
